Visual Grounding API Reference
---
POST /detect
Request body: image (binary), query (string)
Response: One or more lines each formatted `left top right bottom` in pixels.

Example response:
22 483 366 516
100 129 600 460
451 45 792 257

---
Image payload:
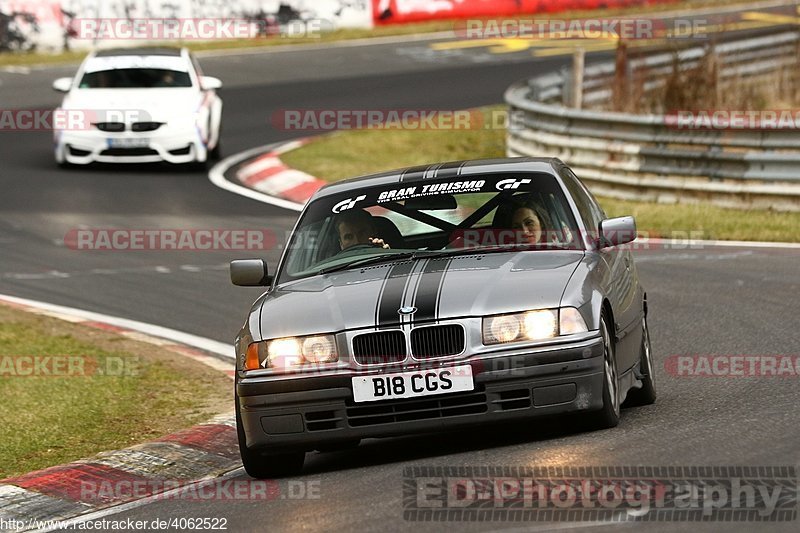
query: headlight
482 307 587 345
559 307 588 336
245 334 338 370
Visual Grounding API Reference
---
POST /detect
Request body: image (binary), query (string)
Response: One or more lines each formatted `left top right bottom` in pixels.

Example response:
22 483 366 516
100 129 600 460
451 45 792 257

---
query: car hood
61 89 201 121
257 251 584 339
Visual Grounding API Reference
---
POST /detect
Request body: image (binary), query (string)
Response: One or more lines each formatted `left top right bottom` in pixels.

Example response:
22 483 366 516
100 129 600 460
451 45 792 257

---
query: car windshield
277 172 582 284
78 69 192 89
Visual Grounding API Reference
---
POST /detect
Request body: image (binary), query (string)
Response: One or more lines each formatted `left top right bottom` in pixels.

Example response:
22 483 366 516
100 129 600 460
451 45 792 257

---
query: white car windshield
78 68 192 89
278 172 582 284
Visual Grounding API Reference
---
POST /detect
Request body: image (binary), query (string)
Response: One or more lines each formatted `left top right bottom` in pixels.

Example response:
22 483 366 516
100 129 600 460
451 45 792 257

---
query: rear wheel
624 314 657 406
235 393 305 479
587 315 620 429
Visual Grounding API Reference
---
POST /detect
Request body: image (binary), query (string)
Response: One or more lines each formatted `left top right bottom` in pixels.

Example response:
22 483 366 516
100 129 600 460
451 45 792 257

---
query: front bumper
55 128 205 165
237 336 604 453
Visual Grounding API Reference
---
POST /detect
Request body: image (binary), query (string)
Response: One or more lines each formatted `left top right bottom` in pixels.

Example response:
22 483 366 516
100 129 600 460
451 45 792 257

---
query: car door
559 168 640 373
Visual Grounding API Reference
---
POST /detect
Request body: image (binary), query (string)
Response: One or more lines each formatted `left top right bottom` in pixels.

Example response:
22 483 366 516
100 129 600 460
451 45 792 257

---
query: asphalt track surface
1 15 799 533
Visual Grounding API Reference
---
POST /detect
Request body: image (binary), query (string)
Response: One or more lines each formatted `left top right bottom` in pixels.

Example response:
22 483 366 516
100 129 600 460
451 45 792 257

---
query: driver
335 209 390 251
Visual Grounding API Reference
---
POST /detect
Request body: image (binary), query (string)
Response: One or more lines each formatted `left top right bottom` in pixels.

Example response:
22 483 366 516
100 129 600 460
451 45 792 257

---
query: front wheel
624 314 657 407
235 394 305 479
586 315 620 429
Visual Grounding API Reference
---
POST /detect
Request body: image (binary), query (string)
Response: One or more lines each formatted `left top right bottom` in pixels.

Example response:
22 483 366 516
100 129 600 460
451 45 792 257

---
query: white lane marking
0 66 31 74
635 251 756 263
2 263 227 280
194 31 456 59
208 143 304 212
31 468 246 533
640 238 800 249
0 293 232 359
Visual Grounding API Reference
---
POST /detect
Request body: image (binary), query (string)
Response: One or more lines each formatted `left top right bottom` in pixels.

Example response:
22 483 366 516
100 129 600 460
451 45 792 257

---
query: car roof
311 157 565 199
93 47 184 57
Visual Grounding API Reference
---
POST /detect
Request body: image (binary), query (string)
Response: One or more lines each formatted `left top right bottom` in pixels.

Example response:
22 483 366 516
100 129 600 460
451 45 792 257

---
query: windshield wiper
317 245 576 275
318 251 432 275
416 243 578 259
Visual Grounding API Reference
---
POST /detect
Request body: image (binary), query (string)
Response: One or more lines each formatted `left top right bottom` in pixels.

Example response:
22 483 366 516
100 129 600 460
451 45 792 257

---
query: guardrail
505 31 800 211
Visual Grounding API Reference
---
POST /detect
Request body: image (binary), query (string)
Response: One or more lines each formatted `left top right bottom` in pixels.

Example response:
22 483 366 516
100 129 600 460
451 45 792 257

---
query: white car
52 47 223 166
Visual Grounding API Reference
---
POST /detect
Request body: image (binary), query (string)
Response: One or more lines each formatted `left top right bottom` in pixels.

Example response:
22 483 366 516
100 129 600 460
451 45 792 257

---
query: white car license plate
108 138 150 148
352 365 473 403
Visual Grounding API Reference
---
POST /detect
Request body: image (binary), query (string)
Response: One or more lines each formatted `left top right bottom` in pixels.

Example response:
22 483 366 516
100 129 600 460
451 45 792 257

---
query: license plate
108 138 149 148
351 365 473 403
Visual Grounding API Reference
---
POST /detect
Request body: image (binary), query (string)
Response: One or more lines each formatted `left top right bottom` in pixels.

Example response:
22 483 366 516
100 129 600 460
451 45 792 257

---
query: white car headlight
245 334 338 370
482 307 588 345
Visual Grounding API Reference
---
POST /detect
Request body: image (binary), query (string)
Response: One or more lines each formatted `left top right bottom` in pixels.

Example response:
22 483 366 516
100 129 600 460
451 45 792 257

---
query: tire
587 315 620 429
235 393 305 479
209 140 222 161
624 314 657 407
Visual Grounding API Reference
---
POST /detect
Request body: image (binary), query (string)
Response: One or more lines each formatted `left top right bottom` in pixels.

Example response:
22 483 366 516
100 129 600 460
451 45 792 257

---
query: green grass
598 197 800 242
0 0 739 67
282 106 507 181
0 305 231 478
281 105 800 243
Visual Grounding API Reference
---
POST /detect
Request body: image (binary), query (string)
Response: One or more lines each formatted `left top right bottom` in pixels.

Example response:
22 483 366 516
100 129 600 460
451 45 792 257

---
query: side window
559 168 602 230
573 171 607 223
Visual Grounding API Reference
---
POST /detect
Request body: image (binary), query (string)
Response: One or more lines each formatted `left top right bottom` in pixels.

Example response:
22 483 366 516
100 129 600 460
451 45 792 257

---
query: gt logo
332 195 366 213
496 178 532 191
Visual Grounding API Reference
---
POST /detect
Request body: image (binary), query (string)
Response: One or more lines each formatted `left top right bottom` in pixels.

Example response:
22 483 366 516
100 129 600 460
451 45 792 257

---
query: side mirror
599 216 636 248
230 259 271 287
52 77 74 92
200 76 222 90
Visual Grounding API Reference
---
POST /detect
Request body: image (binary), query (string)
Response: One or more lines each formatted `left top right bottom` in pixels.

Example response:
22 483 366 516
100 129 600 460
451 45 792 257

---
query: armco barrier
373 0 674 25
505 31 800 211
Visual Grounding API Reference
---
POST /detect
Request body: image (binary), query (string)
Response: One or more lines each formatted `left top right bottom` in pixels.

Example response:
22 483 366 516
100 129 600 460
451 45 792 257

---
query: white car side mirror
201 76 223 90
52 77 74 92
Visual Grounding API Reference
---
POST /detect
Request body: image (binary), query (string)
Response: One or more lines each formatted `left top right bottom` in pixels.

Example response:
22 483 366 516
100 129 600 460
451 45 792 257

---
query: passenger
508 199 573 245
335 210 390 251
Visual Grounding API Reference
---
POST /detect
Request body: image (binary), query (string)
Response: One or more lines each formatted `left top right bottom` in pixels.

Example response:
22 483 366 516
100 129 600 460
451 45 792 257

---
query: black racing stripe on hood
411 258 452 323
376 261 415 328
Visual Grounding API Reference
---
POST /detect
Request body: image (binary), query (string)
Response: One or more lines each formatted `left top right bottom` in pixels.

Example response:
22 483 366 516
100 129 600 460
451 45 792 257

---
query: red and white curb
234 139 325 204
0 295 240 532
209 139 324 212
